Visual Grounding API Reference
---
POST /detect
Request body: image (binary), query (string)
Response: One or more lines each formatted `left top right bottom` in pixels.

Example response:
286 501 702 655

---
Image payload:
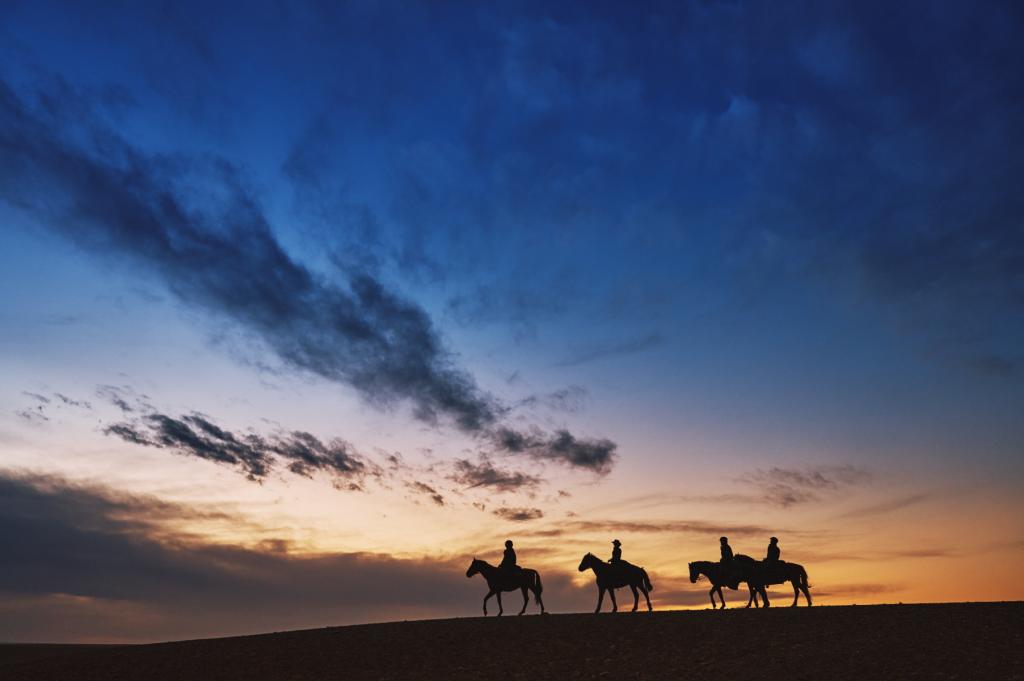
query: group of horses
465 551 811 615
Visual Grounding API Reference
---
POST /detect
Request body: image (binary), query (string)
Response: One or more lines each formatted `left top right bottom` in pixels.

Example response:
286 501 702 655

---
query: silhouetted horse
466 558 545 616
757 559 813 607
689 556 812 608
688 555 767 609
578 553 653 613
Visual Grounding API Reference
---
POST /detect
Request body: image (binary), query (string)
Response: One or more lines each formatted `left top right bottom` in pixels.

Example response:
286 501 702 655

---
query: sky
1 0 1022 643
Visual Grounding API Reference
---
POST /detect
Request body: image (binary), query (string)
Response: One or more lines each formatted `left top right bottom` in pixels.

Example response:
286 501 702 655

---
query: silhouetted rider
500 539 519 574
720 536 733 563
609 539 622 564
719 536 739 588
765 536 781 563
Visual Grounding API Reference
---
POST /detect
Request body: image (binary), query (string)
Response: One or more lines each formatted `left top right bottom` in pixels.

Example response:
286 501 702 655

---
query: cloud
738 465 873 508
103 411 369 486
523 518 780 539
836 493 930 519
555 332 665 368
812 583 904 599
96 385 148 414
514 385 589 414
450 459 540 493
53 393 92 409
406 481 445 506
0 471 601 642
0 78 499 435
0 78 619 473
493 428 617 474
492 507 544 522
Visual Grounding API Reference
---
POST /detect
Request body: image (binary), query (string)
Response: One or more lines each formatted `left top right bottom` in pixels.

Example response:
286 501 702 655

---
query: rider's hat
505 539 513 547
720 536 728 542
770 536 778 542
612 539 621 545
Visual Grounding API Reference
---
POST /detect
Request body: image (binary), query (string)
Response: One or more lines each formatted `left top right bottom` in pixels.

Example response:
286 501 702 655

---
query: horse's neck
588 557 607 573
478 561 498 577
698 561 717 574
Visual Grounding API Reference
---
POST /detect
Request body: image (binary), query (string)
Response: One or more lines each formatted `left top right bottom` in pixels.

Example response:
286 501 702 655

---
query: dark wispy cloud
493 428 617 474
523 518 780 539
0 79 497 435
96 385 148 414
406 480 445 506
53 392 91 409
835 493 931 519
492 507 544 522
13 390 94 425
0 471 598 642
812 583 904 599
514 385 589 414
738 465 873 508
0 78 619 473
104 411 369 486
555 332 665 368
450 459 540 493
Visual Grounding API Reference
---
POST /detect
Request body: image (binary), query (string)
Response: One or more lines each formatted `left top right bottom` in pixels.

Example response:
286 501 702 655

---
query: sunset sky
2 1 1022 643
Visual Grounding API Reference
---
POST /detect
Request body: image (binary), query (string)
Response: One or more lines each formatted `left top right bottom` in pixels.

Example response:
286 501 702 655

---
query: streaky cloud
493 427 616 474
450 459 540 493
555 332 665 368
0 471 597 642
104 410 369 486
492 507 544 522
0 78 620 474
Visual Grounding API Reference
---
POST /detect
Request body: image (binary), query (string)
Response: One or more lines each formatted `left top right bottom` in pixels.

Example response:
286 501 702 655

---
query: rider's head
505 540 513 548
612 539 621 546
720 536 728 544
770 536 778 543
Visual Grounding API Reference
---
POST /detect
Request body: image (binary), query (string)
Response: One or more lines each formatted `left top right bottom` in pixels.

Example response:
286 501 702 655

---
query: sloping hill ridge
3 603 1022 680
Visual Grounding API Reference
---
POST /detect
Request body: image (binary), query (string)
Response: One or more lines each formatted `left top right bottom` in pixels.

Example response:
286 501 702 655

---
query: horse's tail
533 571 543 604
642 568 653 592
799 565 811 589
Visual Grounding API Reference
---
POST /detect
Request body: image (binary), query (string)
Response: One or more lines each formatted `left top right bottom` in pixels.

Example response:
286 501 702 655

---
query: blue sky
1 0 1022 641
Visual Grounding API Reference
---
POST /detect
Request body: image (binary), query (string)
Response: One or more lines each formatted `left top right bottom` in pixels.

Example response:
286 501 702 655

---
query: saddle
609 560 638 579
761 559 787 581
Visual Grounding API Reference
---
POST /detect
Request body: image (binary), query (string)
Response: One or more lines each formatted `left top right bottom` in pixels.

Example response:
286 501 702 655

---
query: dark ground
2 602 1021 680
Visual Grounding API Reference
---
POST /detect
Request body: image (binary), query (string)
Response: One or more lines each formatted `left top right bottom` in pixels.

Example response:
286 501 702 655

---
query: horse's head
688 562 700 583
578 552 596 572
466 558 481 578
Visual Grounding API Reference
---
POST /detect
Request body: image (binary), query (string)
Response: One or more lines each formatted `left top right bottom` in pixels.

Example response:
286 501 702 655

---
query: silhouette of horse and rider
578 539 654 613
688 536 812 609
465 541 545 615
467 535 809 615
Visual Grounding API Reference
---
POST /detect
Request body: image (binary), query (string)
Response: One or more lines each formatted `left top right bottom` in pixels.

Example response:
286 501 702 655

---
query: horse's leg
482 589 494 616
708 585 718 609
717 586 726 609
801 579 812 607
745 584 754 608
519 586 528 615
791 580 800 607
630 584 639 612
641 585 653 612
760 586 770 608
496 591 504 616
608 587 618 613
595 586 605 614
